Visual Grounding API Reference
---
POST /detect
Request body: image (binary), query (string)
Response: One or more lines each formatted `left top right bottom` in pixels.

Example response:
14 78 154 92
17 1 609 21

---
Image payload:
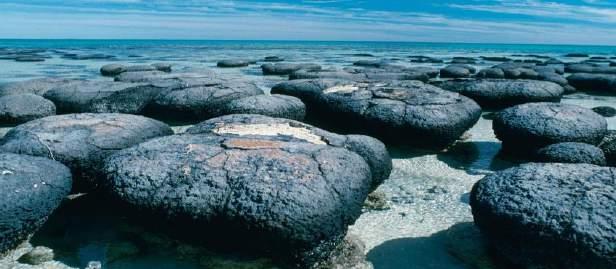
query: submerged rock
272 79 481 147
219 94 306 121
0 94 56 124
103 114 391 264
0 153 72 254
535 142 606 165
567 73 616 92
434 79 564 109
471 163 616 269
0 113 172 190
261 63 321 75
493 102 607 154
0 78 80 97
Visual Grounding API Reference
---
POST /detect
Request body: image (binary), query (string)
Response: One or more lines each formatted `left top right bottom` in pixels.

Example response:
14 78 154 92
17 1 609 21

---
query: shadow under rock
367 222 514 269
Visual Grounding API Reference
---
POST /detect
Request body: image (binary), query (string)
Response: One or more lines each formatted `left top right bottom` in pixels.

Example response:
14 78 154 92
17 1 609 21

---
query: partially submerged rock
0 113 173 189
0 94 56 124
219 94 306 121
471 163 616 269
103 114 391 264
434 79 564 109
567 73 616 92
261 63 321 75
535 142 606 165
0 78 80 97
43 80 168 114
0 153 72 254
272 79 481 147
217 59 251 68
440 65 475 78
493 102 607 154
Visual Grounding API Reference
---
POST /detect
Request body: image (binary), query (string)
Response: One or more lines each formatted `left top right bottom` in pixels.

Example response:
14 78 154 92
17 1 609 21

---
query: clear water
1 40 615 269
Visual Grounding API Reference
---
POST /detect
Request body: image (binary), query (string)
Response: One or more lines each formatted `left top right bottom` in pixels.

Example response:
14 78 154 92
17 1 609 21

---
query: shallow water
1 40 615 269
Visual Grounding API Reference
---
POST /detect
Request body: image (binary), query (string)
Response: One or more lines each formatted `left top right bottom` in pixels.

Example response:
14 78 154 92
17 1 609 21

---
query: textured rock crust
0 94 56 124
567 73 616 92
0 78 80 97
43 80 167 114
272 79 481 147
599 130 616 166
435 79 564 109
218 94 306 121
493 102 607 153
0 113 173 189
0 153 72 254
535 142 606 165
471 163 616 269
261 63 322 75
103 114 391 263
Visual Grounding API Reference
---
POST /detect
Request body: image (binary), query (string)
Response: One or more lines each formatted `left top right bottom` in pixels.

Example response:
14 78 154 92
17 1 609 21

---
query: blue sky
0 0 615 45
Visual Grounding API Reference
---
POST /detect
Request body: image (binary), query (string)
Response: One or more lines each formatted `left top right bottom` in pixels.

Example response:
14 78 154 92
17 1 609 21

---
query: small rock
363 191 389 211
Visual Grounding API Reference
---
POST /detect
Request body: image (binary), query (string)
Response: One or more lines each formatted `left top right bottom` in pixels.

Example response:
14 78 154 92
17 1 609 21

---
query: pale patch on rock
213 123 326 145
323 84 362 94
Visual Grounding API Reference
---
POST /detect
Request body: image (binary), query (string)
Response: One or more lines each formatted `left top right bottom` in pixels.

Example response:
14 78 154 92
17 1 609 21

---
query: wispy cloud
0 0 614 45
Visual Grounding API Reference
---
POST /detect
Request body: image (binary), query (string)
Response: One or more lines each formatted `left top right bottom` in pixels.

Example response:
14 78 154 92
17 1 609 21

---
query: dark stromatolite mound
493 102 607 154
261 63 321 75
567 73 616 92
470 163 616 269
290 70 363 81
103 114 391 264
0 113 173 190
272 79 481 147
599 130 616 166
148 78 263 120
0 78 80 96
0 94 56 124
218 94 306 121
217 60 251 68
564 53 589 57
475 68 505 79
440 64 476 78
593 106 616 117
565 63 616 74
264 56 284 62
100 63 172 77
434 79 564 109
0 153 72 254
43 80 168 114
535 142 606 165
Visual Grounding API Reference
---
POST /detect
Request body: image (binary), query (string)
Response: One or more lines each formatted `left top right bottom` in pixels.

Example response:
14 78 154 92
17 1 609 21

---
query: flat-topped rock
493 102 607 154
440 64 475 78
0 153 72 254
0 94 56 124
217 59 252 68
43 80 168 114
434 79 564 108
103 114 391 264
148 78 263 120
261 63 321 75
471 163 616 269
0 78 80 96
0 113 173 190
567 73 616 92
218 94 306 121
535 142 606 165
272 79 481 147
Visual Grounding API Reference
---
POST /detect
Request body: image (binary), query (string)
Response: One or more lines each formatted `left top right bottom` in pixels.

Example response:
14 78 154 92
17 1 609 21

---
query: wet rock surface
535 142 606 165
272 79 481 147
471 163 616 269
0 153 72 254
493 102 607 154
435 79 564 109
103 114 391 264
0 113 173 189
0 94 56 123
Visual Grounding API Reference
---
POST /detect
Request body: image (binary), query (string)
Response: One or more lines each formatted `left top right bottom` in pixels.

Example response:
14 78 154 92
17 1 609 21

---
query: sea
1 40 615 269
